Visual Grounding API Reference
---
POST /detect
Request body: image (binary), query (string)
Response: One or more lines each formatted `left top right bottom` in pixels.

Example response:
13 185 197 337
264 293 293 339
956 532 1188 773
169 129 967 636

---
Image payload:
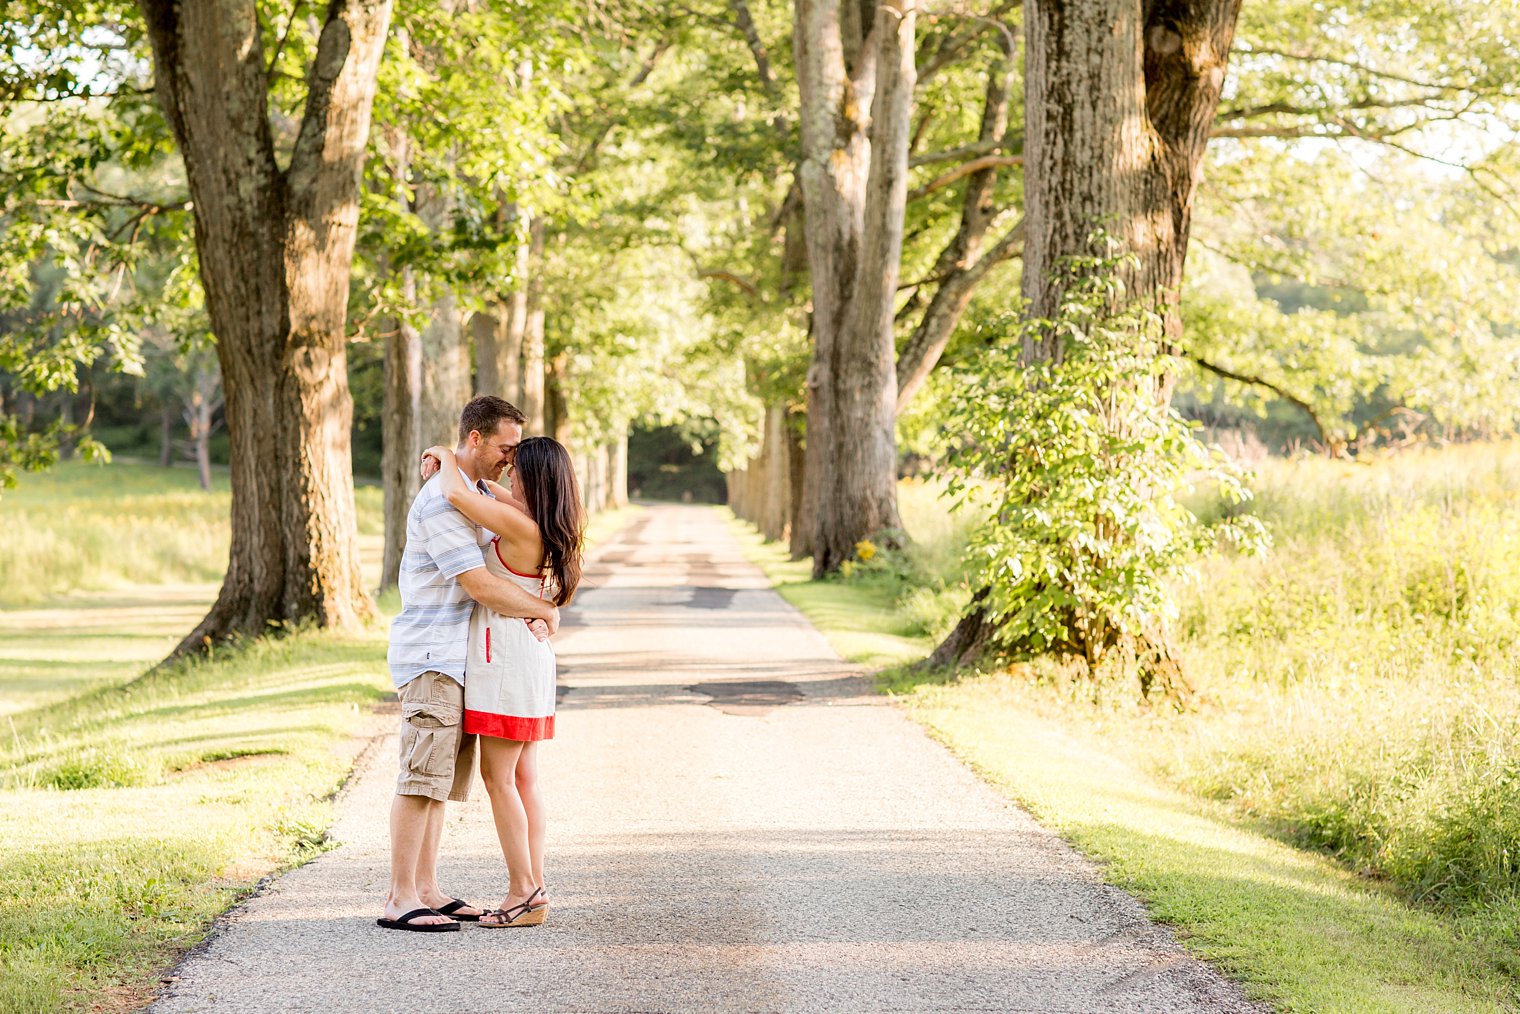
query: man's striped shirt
387 470 493 689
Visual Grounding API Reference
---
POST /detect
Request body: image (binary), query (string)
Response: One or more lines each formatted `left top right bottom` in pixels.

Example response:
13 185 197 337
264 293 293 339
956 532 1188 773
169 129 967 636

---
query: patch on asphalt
686 586 738 609
687 680 803 715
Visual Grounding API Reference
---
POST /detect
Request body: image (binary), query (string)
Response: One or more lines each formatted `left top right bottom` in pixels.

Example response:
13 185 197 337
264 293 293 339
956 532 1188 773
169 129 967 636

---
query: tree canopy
2 0 1518 671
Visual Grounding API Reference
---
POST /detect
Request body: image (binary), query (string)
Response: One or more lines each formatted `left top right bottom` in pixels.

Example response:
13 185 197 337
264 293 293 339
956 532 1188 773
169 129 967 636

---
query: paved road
152 505 1260 1014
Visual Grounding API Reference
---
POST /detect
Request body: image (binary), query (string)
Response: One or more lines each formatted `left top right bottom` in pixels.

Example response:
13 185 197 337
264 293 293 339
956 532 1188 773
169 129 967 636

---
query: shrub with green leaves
944 248 1265 691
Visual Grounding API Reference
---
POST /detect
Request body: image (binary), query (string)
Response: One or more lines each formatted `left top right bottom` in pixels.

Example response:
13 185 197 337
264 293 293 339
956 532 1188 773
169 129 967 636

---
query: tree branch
895 216 1024 412
914 2 1020 85
910 134 1020 167
908 153 1022 200
286 3 356 189
265 0 308 80
573 39 670 174
1218 91 1457 121
1187 353 1331 448
1237 44 1484 94
729 0 777 96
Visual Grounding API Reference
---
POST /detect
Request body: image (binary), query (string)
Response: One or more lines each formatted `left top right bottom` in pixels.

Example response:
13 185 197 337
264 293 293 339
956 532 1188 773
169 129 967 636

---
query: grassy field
0 461 637 1013
730 442 1520 1012
1 630 391 1013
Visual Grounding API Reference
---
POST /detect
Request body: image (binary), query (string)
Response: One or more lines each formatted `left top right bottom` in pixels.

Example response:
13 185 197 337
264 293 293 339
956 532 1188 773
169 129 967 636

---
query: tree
792 0 916 576
138 0 391 654
932 0 1244 669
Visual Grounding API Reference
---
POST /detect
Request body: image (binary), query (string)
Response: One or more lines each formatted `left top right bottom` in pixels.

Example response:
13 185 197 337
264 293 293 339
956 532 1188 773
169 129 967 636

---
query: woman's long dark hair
513 437 584 606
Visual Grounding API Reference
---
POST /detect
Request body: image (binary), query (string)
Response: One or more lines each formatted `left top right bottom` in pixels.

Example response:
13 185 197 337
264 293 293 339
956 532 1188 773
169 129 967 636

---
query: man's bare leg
384 793 452 925
415 797 484 917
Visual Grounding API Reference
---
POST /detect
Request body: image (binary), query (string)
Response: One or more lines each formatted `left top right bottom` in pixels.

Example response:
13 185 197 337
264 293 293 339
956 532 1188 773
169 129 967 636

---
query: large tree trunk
932 0 1242 669
381 272 423 591
1022 0 1238 344
141 0 389 656
794 0 915 577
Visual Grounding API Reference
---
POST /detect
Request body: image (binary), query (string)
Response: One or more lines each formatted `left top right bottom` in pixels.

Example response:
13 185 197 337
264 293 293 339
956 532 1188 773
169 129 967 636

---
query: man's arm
457 567 560 635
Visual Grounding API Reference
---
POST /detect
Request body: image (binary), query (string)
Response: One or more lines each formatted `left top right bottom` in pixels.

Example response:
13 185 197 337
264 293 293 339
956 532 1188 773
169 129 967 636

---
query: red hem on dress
464 710 555 741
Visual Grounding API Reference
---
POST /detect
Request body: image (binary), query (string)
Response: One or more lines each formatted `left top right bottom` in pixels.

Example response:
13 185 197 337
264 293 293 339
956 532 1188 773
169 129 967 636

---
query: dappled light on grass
905 672 1520 1013
0 625 390 1011
0 461 386 609
0 585 213 715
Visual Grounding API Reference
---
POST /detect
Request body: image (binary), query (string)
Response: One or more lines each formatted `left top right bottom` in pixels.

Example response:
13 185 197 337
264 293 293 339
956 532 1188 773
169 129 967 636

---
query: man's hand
525 617 550 641
458 568 559 632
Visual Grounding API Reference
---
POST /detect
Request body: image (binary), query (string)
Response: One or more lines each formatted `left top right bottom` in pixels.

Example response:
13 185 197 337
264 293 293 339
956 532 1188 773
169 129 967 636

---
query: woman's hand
419 444 454 482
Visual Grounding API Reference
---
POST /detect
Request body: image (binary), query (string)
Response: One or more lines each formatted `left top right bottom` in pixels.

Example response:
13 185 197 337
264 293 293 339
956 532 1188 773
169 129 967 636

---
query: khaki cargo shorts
396 670 477 802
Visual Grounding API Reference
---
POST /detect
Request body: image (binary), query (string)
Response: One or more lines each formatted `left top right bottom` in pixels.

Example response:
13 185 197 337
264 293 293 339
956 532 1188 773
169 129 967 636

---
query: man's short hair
458 395 527 444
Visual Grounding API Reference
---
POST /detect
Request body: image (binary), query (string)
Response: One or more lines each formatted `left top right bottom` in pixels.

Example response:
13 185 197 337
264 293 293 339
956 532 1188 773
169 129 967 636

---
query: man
378 395 558 932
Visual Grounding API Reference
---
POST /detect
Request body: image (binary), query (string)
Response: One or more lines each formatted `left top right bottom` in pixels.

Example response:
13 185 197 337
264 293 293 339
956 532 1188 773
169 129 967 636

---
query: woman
422 436 584 928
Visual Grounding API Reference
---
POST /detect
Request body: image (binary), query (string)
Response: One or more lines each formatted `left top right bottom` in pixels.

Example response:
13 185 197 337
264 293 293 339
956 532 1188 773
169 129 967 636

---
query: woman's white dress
463 537 556 741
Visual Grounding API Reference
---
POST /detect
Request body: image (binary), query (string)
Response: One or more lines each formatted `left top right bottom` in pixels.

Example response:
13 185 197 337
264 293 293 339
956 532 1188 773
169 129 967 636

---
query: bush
940 246 1264 689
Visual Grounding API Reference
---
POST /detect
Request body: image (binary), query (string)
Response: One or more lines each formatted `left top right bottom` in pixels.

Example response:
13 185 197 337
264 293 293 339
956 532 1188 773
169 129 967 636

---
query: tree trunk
471 309 503 397
184 386 214 492
141 0 388 657
794 0 915 578
543 352 571 446
520 217 547 431
497 205 532 404
932 0 1242 669
158 403 174 467
1022 0 1239 346
420 289 470 444
607 426 629 509
895 29 1020 413
57 393 75 460
381 272 423 591
728 403 797 543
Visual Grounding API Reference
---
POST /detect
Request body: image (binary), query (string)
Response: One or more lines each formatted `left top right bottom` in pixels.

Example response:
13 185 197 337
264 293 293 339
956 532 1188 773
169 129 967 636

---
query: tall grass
837 443 1520 931
840 477 981 640
0 460 383 607
1162 443 1520 922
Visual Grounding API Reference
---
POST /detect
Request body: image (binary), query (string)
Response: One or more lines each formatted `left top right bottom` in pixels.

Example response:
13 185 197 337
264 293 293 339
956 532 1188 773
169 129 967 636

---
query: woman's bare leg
515 741 547 892
478 737 537 909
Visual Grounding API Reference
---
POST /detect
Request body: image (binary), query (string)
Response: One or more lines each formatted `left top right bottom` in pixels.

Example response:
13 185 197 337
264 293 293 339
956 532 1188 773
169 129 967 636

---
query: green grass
897 673 1520 1012
0 628 390 1013
0 587 211 716
724 517 929 668
720 478 977 669
0 459 384 607
728 445 1520 1011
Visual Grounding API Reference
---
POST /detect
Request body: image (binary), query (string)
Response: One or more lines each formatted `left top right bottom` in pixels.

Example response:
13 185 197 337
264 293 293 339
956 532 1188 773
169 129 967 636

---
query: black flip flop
435 898 483 922
376 907 460 933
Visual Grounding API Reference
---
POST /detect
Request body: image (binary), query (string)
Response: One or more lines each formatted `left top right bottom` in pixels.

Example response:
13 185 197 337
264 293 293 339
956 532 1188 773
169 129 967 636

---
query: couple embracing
378 395 584 933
